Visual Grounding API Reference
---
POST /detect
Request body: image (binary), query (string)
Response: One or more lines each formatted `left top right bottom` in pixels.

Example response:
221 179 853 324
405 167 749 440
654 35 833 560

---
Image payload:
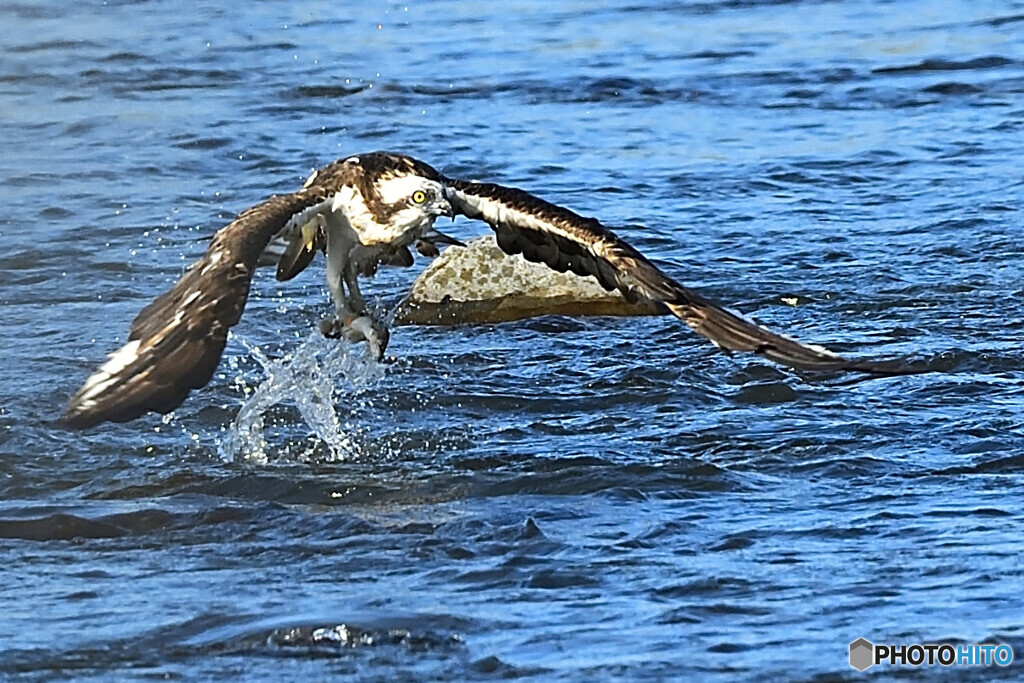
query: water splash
220 331 385 464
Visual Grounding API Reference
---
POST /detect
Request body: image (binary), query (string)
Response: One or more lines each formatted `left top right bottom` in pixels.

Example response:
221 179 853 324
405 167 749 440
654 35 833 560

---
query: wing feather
444 178 921 375
63 190 333 428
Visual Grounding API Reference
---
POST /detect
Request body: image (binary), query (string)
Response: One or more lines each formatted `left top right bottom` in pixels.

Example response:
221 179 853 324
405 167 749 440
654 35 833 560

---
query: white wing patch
179 290 202 310
451 188 598 255
74 339 143 408
201 247 225 275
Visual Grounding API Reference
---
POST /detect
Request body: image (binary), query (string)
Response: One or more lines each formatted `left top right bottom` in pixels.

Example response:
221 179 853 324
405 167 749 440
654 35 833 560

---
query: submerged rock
394 236 661 325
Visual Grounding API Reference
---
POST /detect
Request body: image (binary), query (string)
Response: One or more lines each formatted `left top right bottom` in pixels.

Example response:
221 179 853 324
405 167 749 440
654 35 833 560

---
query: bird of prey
63 151 920 428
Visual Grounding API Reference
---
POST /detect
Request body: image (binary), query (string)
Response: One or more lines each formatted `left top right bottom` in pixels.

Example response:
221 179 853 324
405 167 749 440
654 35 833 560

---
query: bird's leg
323 254 350 316
320 258 389 360
343 261 367 316
341 261 389 359
320 251 355 337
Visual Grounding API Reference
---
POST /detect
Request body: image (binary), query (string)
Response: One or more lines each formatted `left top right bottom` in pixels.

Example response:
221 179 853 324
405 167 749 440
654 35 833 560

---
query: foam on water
219 331 385 464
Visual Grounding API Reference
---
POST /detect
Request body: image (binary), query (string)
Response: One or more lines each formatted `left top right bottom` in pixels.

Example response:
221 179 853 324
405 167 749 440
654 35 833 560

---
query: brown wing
443 178 922 375
63 189 337 428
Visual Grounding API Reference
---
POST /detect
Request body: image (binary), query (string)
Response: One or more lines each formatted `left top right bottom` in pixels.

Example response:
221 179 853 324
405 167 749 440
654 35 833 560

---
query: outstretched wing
63 188 339 428
443 178 919 375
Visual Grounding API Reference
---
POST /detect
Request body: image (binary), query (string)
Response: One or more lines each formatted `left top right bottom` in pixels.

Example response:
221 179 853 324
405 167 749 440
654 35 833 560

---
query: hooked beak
439 187 456 219
438 196 455 219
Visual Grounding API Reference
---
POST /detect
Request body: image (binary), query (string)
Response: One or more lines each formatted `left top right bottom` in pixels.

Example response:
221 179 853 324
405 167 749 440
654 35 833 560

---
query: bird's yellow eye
412 190 427 204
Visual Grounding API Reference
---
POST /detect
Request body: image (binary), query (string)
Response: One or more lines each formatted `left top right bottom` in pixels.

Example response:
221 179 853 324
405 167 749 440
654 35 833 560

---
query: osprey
63 152 920 428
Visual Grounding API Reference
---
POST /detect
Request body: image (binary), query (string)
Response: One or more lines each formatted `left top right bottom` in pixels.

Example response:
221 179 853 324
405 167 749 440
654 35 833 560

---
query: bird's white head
376 173 452 223
347 153 453 244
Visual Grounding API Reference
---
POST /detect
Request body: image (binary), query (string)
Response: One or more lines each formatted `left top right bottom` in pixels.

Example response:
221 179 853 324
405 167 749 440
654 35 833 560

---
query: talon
320 317 343 338
319 315 390 360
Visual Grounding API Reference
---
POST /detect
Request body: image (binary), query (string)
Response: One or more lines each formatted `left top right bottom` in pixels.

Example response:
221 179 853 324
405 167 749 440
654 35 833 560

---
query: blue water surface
1 0 1023 679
